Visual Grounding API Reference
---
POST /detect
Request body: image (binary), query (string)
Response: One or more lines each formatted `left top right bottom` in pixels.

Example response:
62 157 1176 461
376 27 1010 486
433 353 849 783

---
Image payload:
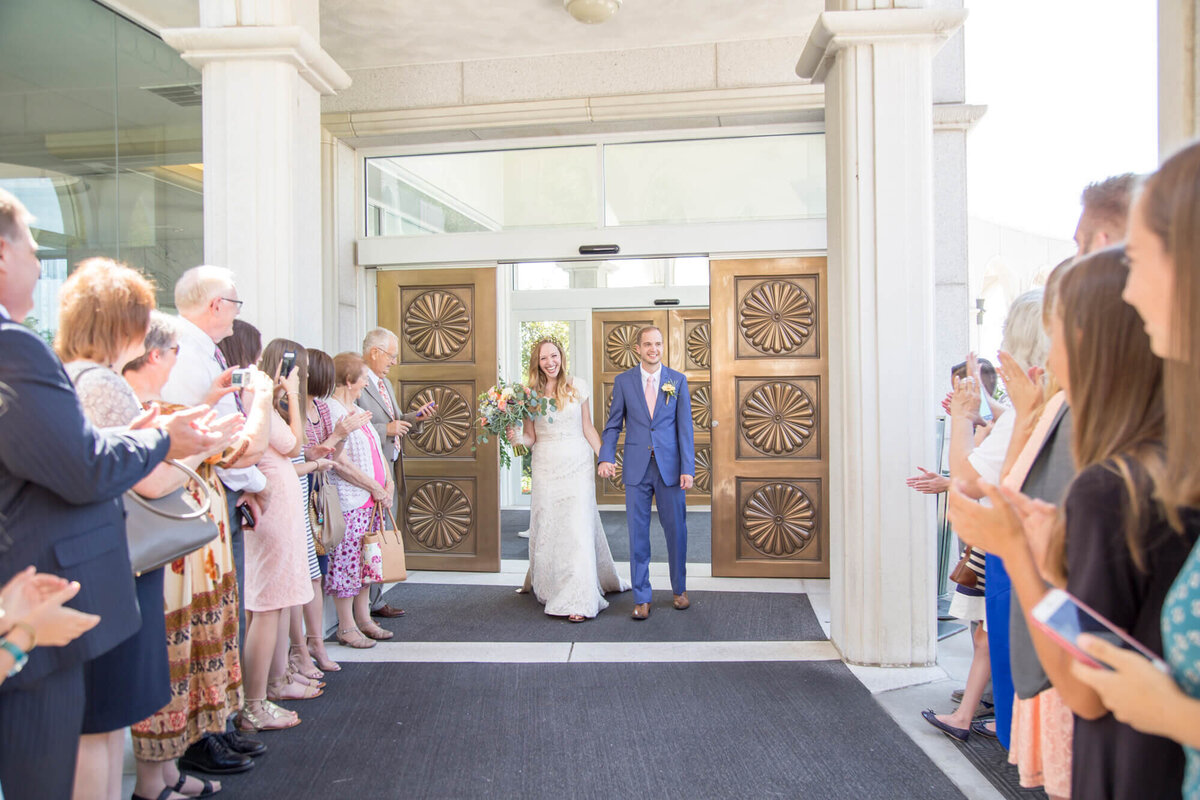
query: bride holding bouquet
506 339 628 621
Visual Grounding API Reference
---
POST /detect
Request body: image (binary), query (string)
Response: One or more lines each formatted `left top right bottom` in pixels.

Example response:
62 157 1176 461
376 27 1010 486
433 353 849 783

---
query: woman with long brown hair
948 247 1196 799
507 339 628 620
236 339 320 731
1070 141 1200 800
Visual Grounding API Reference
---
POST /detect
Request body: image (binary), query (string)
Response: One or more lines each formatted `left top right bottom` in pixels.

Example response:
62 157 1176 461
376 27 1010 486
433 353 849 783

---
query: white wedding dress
527 376 629 618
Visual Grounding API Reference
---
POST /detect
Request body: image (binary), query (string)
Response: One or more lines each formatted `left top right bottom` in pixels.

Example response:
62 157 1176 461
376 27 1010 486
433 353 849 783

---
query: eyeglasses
221 297 244 315
375 346 399 364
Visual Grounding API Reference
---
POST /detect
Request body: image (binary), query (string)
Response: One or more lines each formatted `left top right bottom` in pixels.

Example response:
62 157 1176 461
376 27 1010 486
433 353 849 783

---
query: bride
508 338 629 621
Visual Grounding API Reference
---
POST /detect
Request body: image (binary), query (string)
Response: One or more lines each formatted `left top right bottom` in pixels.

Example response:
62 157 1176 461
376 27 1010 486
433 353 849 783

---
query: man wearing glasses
358 328 432 619
162 265 272 775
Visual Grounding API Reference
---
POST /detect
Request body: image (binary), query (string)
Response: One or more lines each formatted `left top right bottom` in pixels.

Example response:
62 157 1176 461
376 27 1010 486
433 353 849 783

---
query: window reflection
0 0 203 338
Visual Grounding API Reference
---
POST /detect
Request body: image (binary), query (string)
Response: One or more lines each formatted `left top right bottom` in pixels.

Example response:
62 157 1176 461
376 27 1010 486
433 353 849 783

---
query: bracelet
8 620 36 652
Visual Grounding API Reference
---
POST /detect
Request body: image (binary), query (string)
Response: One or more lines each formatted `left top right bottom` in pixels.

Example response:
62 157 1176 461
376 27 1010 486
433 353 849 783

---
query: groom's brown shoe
632 603 651 620
673 592 690 610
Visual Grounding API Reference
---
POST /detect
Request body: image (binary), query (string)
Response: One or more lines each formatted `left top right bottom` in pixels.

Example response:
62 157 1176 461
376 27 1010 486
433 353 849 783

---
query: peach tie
644 376 656 418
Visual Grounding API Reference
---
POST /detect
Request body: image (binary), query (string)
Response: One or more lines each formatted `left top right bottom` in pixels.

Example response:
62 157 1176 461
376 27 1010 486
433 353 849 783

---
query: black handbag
123 460 219 576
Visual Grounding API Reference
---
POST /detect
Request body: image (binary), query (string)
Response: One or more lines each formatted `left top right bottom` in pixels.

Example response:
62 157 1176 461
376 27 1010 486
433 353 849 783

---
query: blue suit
0 314 169 800
599 366 695 603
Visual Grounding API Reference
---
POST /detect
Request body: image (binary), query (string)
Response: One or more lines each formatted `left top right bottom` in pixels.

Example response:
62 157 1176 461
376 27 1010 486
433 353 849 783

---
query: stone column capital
795 7 967 83
162 25 351 95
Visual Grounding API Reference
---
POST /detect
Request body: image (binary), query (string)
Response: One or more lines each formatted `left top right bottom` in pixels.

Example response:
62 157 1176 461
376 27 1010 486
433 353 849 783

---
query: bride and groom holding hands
507 326 695 622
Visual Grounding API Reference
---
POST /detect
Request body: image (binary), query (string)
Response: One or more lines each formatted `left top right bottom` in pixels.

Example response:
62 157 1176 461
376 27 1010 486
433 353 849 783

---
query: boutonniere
661 381 677 406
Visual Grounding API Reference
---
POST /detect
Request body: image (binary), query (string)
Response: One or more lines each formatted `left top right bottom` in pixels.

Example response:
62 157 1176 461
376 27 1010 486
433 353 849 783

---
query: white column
1158 0 1200 161
798 7 966 666
163 2 350 344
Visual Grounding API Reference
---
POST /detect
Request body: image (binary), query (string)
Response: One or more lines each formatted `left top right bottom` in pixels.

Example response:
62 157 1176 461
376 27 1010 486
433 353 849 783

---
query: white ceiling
107 0 822 71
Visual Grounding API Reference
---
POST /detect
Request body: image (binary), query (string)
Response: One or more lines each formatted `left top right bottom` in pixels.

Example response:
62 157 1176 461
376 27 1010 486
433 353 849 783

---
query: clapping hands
949 374 982 424
0 566 100 649
335 409 372 438
906 467 950 495
997 350 1045 420
130 405 240 461
947 479 1057 563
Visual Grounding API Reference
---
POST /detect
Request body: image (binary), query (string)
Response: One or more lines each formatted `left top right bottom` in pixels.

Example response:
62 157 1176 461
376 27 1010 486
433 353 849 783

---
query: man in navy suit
598 326 695 620
0 189 226 800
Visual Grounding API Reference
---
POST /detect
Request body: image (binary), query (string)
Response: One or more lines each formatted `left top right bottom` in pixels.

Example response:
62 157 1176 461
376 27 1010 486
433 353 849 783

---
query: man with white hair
358 327 432 619
162 265 275 774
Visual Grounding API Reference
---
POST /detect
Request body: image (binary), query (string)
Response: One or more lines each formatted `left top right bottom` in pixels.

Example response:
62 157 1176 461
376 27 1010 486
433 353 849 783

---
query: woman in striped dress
286 349 340 677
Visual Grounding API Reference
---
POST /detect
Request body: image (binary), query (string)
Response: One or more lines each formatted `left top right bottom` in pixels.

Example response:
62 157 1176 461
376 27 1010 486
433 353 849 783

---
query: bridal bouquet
476 379 556 468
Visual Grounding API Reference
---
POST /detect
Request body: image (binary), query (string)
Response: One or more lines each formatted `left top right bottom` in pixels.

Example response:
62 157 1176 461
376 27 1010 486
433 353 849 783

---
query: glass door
503 311 591 507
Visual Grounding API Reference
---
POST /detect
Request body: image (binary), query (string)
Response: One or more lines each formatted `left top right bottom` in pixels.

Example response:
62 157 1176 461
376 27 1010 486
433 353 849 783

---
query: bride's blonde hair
526 338 578 407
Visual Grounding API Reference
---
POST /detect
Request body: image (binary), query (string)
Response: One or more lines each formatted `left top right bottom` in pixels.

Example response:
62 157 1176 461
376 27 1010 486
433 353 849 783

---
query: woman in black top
949 247 1195 799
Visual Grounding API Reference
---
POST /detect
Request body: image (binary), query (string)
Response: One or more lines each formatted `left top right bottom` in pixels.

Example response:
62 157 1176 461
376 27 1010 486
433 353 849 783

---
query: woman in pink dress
238 339 318 731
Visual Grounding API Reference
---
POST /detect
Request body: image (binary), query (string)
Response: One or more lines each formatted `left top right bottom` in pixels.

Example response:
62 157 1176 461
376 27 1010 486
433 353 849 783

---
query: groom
598 326 695 620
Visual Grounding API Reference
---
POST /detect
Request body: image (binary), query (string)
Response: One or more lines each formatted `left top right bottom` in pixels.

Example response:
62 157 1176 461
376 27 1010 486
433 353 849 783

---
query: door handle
711 420 719 427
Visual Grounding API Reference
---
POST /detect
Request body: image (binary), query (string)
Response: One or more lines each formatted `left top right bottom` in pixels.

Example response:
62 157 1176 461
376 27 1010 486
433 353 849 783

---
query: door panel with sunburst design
710 258 829 578
377 268 498 572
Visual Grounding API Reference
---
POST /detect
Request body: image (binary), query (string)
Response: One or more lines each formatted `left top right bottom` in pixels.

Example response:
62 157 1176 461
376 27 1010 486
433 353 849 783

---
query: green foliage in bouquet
476 378 557 469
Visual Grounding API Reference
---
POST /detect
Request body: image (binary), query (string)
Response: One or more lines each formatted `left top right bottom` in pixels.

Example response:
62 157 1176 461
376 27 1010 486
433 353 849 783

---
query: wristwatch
0 636 28 677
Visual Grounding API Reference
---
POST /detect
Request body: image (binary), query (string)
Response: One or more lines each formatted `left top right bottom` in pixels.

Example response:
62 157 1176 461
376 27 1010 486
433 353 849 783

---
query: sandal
358 621 394 641
568 614 587 623
285 663 325 689
289 644 324 681
267 676 323 701
237 698 300 731
335 628 376 649
306 635 341 671
172 772 220 798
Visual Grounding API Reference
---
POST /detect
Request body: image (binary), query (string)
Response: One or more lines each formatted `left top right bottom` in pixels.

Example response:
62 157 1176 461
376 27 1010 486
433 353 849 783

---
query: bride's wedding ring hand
597 462 615 478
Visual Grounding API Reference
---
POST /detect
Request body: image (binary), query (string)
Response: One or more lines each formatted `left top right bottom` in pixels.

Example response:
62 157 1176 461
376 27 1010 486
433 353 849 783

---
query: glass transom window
365 134 824 237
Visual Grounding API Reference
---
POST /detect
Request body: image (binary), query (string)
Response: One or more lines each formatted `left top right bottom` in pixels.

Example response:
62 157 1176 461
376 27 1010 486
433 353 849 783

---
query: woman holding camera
237 339 319 731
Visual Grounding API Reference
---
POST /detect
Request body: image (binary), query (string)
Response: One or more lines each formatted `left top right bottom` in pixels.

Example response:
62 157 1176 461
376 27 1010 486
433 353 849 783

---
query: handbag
123 460 219 576
360 506 385 585
949 545 978 589
376 506 408 583
308 471 345 552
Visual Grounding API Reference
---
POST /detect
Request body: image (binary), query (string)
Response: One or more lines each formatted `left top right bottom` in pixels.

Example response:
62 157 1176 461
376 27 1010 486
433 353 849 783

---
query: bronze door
710 258 829 578
591 308 712 507
376 268 499 572
667 308 713 506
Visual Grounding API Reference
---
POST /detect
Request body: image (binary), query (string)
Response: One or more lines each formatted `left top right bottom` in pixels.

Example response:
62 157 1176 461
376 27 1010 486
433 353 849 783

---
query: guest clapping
0 568 100 687
1068 141 1200 799
326 353 394 648
948 247 1194 799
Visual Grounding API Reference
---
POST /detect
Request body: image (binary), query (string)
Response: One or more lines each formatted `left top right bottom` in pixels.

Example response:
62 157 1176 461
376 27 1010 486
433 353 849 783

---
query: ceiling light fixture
563 0 622 24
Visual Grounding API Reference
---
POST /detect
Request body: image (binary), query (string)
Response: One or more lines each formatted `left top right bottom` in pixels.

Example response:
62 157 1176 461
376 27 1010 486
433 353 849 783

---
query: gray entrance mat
948 721 1049 799
502 509 713 563
218 661 967 800
373 583 826 642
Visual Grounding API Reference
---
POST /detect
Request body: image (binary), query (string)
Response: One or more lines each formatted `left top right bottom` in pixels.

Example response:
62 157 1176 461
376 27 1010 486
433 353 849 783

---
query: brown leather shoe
371 604 405 618
632 602 651 620
673 592 690 610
